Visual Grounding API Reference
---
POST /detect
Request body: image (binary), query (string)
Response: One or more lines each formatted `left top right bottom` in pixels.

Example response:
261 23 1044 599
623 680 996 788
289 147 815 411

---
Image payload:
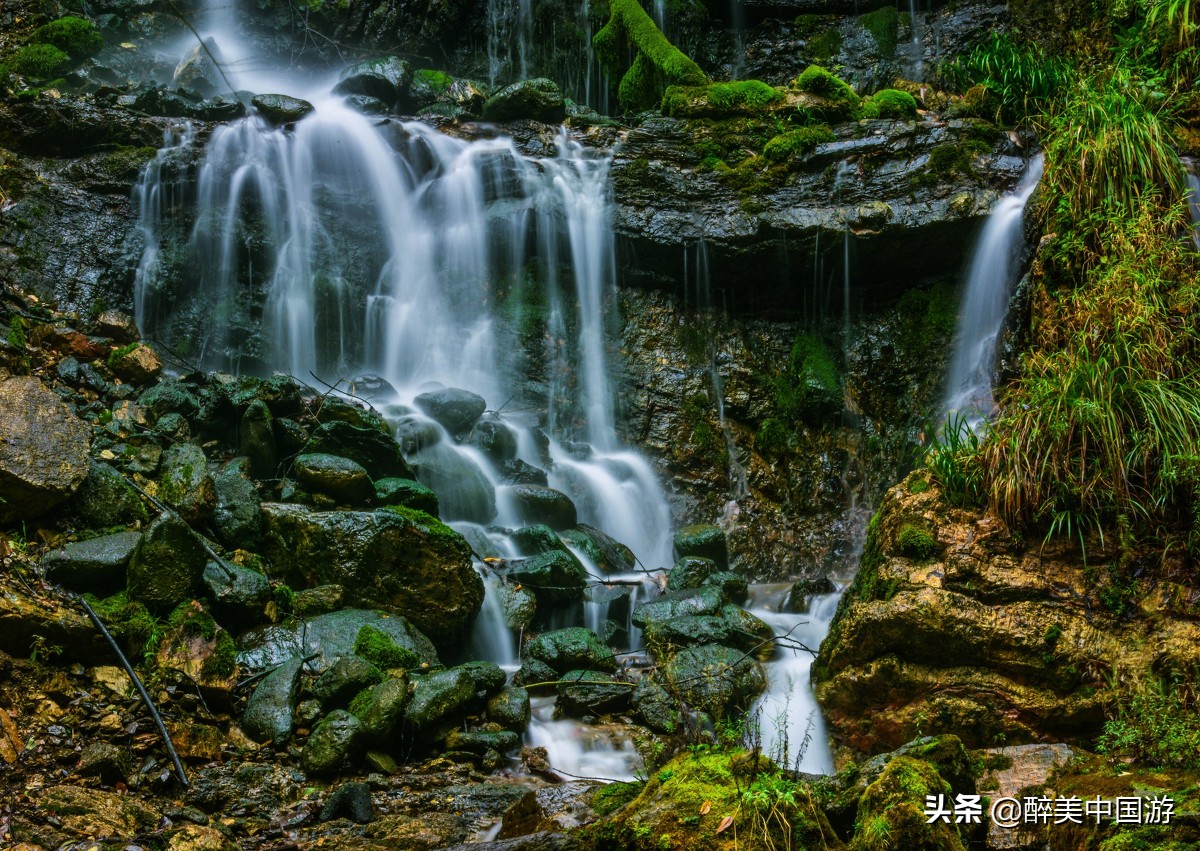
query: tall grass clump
940 32 1075 123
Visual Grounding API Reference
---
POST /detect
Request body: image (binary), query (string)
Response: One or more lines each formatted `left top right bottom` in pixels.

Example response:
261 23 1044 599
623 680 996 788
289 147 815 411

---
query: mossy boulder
482 78 566 123
154 601 239 700
349 676 410 740
239 399 277 478
260 504 482 645
127 513 207 614
458 660 507 694
560 524 636 574
301 709 361 777
661 80 784 118
159 443 216 524
312 655 384 710
202 560 270 630
251 94 315 125
555 669 632 717
42 531 141 596
849 756 965 850
32 16 103 61
294 453 375 505
303 420 413 479
412 386 487 433
211 459 262 549
354 624 420 670
672 524 728 568
505 484 578 529
242 655 303 743
333 56 413 105
631 585 725 628
487 686 531 732
444 729 520 755
662 644 766 719
466 413 518 461
405 668 476 733
667 556 717 591
632 677 679 733
63 461 146 530
374 477 438 515
522 627 616 677
498 549 588 606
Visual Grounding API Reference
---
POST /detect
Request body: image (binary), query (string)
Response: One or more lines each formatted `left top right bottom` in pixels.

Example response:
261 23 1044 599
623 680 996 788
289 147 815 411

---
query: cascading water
943 153 1044 427
1183 158 1200 248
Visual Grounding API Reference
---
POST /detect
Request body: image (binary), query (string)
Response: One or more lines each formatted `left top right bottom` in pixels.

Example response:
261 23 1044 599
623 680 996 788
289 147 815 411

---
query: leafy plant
926 412 986 508
1097 675 1200 768
940 32 1074 123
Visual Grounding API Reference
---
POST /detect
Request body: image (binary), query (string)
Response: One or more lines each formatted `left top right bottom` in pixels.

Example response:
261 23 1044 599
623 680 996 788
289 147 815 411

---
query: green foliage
168 602 217 641
12 44 70 80
762 125 835 162
772 332 842 424
1097 676 1200 768
926 412 987 508
940 32 1074 123
106 341 140 367
201 631 237 679
662 80 783 117
592 781 644 816
755 417 789 458
795 64 860 108
896 524 937 559
594 0 707 112
31 16 103 60
860 6 898 57
7 316 26 349
354 624 419 670
413 68 453 93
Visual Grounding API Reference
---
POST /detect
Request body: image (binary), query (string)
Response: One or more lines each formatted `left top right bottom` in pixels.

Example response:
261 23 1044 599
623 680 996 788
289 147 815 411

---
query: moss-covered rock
64 461 147 530
405 667 476 734
374 477 438 515
498 549 588 606
312 655 384 710
632 585 726 628
555 669 632 717
505 484 578 529
661 80 784 119
294 453 375 505
849 756 964 850
354 624 420 670
158 443 216 524
303 420 413 479
487 686 531 732
673 524 728 568
523 627 616 676
662 644 766 719
481 78 566 123
349 676 410 740
127 513 207 614
301 709 361 777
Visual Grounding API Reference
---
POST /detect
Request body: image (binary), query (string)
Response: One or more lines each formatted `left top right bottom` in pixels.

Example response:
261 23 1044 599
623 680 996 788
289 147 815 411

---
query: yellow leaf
699 800 712 815
716 815 734 834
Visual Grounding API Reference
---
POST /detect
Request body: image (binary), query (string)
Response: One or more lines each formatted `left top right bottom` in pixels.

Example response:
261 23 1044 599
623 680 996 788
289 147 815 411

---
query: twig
307 371 381 415
237 653 319 689
120 474 237 580
78 596 189 788
162 0 247 106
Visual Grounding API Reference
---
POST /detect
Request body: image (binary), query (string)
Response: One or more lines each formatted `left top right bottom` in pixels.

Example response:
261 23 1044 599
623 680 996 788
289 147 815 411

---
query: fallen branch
119 474 236 581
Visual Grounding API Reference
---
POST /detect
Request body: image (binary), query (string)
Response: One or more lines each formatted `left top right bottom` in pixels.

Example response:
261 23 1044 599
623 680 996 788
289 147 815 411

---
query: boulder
505 485 578 530
239 400 277 478
159 443 216 524
444 729 521 755
0 376 91 522
482 78 566 123
173 39 221 95
294 453 375 505
407 444 495 522
126 513 207 613
662 644 766 719
666 556 718 591
555 670 631 717
632 677 679 734
304 420 413 479
319 781 375 824
211 459 262 549
260 504 483 644
202 561 270 630
631 585 725 628
251 93 315 124
467 413 518 460
458 660 507 694
487 686 531 732
333 56 413 105
559 524 636 574
139 379 201 423
42 531 141 596
405 667 476 733
108 343 162 383
312 656 384 710
498 550 588 606
242 655 303 743
412 387 487 433
524 627 615 675
350 676 410 739
672 524 728 569
374 477 438 515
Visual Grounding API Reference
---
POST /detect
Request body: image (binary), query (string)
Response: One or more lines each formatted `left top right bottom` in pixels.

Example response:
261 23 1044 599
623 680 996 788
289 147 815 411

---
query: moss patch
354 624 420 670
31 17 103 60
662 79 784 118
796 64 859 109
594 0 707 112
11 44 70 80
897 524 937 559
860 6 899 57
762 124 835 163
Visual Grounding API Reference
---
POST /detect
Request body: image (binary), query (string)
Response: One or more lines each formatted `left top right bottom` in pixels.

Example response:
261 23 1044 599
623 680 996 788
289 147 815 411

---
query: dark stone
243 656 303 744
482 78 566 123
445 729 521 755
673 524 729 569
560 524 636 574
405 668 476 731
42 531 141 596
159 443 216 524
666 556 718 591
631 585 726 629
662 644 766 719
505 485 577 530
413 387 487 433
78 741 133 784
350 676 410 739
344 94 390 114
497 550 587 606
704 571 749 606
407 444 496 523
633 677 679 734
374 477 439 515
788 576 838 612
211 459 262 549
312 656 383 710
239 400 277 479
139 380 201 422
458 660 507 695
319 781 375 824
487 686 531 732
294 453 375 505
251 94 315 124
555 669 631 717
523 627 615 675
333 56 413 106
57 356 108 392
127 513 207 614
304 421 414 479
292 584 345 618
203 561 270 630
510 524 564 556
301 710 362 777
499 458 549 486
467 414 518 460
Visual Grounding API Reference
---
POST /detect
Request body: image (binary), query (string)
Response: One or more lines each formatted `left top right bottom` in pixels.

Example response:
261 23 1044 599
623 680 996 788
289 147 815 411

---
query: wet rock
408 443 497 522
488 686 531 732
555 670 632 717
252 93 315 124
156 411 193 442
498 550 588 606
673 524 729 569
442 79 489 115
294 453 375 504
239 399 277 479
510 523 564 556
237 608 438 675
459 660 507 694
312 655 384 710
93 310 140 343
644 615 735 656
159 443 216 524
394 415 441 454
482 78 566 123
788 575 837 611
242 655 303 744
374 477 439 514
443 833 585 851
301 709 362 777
140 379 202 422
0 375 91 522
260 504 482 644
705 571 749 605
850 756 962 851
499 457 549 485
560 524 636 574
413 386 487 433
127 513 207 613
351 676 410 739
108 343 162 383
506 485 578 530
203 561 270 630
173 40 221 96
211 459 262 549
719 605 774 656
406 667 476 732
498 582 538 631
78 741 133 784
662 644 766 719
42 531 141 596
632 677 679 734
232 374 302 416
168 824 238 851
467 413 518 460
292 584 345 618
320 780 376 823
333 56 413 106
304 420 414 479
345 93 390 114
445 729 521 755
154 600 238 700
56 355 108 393
859 735 978 797
0 582 98 662
978 743 1074 850
631 585 726 628
524 627 616 675
36 784 159 839
666 556 718 591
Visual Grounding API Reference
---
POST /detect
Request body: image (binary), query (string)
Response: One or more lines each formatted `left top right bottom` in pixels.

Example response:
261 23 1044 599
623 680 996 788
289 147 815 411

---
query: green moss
762 125 835 163
850 756 960 850
167 602 218 641
908 476 930 494
31 16 103 60
594 0 707 112
7 316 26 349
896 523 937 559
354 624 419 670
859 6 898 57
795 64 859 108
201 630 237 679
413 68 453 93
788 332 842 421
84 592 159 660
379 505 460 540
106 341 139 367
348 686 373 718
662 79 783 118
865 88 918 119
810 27 843 61
913 141 988 189
592 781 644 815
12 44 70 80
755 417 790 458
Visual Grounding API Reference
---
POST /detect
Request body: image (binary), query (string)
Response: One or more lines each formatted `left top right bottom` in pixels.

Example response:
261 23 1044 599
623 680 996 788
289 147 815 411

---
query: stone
467 413 518 460
344 93 390 114
498 550 588 606
127 513 207 613
211 459 262 549
78 741 133 783
405 668 476 732
154 600 238 699
978 743 1074 851
643 615 735 656
407 443 496 522
445 729 521 755
413 386 487 433
499 458 549 486
482 78 566 123
632 677 679 734
301 709 361 777
140 379 202 422
666 556 718 591
374 477 439 515
168 824 238 851
159 442 216 524
260 504 483 645
706 572 749 605
231 374 303 416
37 784 159 839
242 655 302 744
394 415 441 454
631 585 726 628
251 93 315 124
505 485 578 530
555 670 631 717
319 780 375 824
511 523 565 556
333 56 413 105
458 660 507 694
487 686 531 732
304 420 414 479
93 310 140 343
662 644 766 719
64 460 145 529
787 575 837 611
497 582 538 631
108 343 162 383
673 524 729 569
312 656 383 710
850 757 963 851
524 627 616 675
351 676 410 739
42 531 141 596
173 39 220 95
292 584 345 618
0 376 91 522
239 400 277 479
203 561 270 630
156 411 192 441
560 524 636 574
294 453 375 505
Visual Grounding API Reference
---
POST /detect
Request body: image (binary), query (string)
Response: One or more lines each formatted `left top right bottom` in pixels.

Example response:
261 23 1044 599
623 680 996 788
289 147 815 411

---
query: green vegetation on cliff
594 0 707 112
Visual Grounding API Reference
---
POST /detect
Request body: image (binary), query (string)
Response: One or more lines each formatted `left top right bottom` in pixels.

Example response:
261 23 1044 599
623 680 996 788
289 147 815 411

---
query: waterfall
1184 158 1200 248
943 154 1044 427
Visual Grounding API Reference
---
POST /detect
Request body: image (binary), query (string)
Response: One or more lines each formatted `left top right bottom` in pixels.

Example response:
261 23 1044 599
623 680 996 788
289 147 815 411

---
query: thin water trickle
1183 158 1200 248
944 154 1044 428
